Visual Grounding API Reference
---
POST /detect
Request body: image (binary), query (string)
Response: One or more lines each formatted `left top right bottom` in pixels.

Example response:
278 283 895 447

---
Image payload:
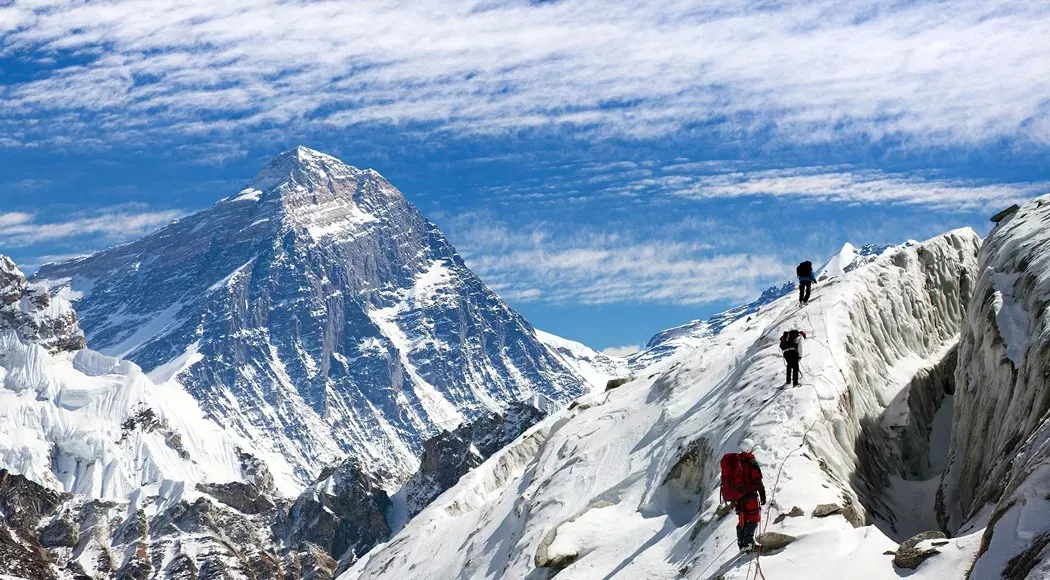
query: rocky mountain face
0 256 84 353
938 195 1050 578
36 147 588 489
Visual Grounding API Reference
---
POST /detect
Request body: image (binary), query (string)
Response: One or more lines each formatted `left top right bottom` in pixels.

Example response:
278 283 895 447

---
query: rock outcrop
0 255 84 352
403 402 545 517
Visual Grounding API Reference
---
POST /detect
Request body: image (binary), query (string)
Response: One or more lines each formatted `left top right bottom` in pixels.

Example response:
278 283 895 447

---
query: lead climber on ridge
720 439 766 552
780 329 806 386
796 260 817 305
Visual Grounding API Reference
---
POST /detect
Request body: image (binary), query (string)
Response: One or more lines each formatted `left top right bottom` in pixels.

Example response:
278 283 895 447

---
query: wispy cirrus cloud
628 166 1048 210
452 218 790 306
0 206 182 247
2 1 1050 148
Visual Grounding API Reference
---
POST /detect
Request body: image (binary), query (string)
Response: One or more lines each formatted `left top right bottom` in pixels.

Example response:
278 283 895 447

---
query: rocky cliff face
402 402 545 518
0 255 84 353
938 195 1050 578
36 147 588 489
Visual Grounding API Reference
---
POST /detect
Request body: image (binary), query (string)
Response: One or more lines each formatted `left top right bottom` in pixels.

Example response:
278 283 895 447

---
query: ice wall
938 195 1050 578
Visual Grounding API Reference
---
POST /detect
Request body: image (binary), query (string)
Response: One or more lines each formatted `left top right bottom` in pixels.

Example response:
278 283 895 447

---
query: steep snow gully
346 228 1010 579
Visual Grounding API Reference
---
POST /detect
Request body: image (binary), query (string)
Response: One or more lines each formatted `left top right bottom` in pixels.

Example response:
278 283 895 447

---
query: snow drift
344 229 983 579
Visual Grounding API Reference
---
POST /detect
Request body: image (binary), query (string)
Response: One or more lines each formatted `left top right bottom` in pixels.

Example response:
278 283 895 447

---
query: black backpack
796 261 813 278
780 330 800 351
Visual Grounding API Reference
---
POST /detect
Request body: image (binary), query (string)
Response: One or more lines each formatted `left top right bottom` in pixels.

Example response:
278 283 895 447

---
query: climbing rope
744 289 853 580
694 539 740 579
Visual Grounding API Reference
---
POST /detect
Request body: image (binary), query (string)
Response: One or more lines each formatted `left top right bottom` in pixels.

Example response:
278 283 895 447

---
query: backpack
796 261 813 278
720 452 754 502
779 330 800 352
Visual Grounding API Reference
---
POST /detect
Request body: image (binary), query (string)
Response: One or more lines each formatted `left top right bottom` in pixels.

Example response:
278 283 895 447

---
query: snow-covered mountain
0 255 277 578
343 228 990 579
35 146 590 490
535 329 630 389
0 253 571 578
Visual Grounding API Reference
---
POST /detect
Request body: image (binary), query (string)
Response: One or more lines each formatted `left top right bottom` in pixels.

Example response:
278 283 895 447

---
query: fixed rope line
745 289 853 580
696 539 739 580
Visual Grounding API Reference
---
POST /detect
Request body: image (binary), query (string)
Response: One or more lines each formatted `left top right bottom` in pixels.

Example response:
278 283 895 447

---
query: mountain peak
248 146 362 194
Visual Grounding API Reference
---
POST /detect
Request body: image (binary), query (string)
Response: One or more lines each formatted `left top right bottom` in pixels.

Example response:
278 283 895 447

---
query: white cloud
454 219 790 306
616 165 1046 210
0 207 182 247
602 344 641 357
2 0 1050 147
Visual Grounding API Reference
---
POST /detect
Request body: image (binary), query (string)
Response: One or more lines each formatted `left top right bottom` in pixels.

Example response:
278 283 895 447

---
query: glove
759 488 767 505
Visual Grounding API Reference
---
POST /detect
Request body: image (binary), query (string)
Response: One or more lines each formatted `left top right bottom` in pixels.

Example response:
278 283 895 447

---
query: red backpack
720 452 755 502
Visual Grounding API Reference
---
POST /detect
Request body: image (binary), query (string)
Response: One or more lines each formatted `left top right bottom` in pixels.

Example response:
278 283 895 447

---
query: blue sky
2 0 1049 353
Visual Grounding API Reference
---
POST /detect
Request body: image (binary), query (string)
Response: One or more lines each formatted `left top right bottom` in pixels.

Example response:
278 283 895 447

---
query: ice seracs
938 194 1050 579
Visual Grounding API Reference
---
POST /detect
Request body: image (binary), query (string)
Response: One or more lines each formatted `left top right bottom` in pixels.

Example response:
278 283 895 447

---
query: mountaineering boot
739 542 759 554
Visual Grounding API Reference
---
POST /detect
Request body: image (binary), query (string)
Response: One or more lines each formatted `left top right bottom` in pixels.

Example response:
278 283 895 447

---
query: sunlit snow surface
345 229 983 580
0 333 244 500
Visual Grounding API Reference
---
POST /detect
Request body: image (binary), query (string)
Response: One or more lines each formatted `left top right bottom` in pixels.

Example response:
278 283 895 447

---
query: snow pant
798 280 812 304
784 351 800 386
736 517 758 548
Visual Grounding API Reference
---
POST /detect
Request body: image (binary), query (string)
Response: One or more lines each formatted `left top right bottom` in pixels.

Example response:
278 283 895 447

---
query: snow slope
343 229 981 580
535 329 629 391
939 194 1050 578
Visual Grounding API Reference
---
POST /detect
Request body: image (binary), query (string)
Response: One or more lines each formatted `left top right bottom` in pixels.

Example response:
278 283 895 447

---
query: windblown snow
344 229 985 580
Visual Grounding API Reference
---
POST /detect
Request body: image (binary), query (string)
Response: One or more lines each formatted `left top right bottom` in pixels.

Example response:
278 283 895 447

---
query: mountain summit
37 147 590 490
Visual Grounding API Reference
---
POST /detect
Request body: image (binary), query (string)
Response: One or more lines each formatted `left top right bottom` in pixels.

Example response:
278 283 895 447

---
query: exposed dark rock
774 506 805 523
279 460 391 566
893 531 946 569
812 503 842 518
38 516 80 548
755 532 795 550
841 502 866 528
605 377 632 391
403 402 544 517
0 255 85 352
197 481 276 515
119 407 190 460
0 469 68 579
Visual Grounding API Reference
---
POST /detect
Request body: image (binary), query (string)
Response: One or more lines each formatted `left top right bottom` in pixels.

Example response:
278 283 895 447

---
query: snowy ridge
0 332 246 502
628 283 795 370
344 229 982 580
630 242 904 372
535 329 630 390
